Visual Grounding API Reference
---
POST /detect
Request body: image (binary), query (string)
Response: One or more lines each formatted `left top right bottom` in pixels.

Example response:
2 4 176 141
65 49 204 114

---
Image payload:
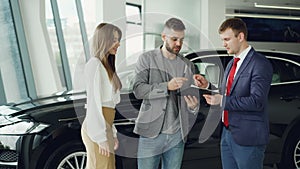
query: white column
200 0 225 49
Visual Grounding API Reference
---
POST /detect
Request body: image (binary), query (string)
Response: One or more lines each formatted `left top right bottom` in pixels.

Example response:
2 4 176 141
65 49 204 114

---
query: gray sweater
133 47 199 140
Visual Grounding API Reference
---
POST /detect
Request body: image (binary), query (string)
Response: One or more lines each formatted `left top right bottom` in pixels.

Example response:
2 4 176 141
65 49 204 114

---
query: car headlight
0 121 49 135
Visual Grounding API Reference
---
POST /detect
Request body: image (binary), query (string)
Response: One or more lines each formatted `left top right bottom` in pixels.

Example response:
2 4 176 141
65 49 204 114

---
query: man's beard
166 42 181 55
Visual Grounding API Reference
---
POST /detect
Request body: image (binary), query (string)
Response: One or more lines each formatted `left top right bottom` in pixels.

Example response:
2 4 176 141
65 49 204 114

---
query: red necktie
224 58 240 128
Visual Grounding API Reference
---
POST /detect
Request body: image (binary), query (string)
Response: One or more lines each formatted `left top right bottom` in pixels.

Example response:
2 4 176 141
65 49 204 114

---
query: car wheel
279 127 300 169
42 140 87 169
294 139 300 169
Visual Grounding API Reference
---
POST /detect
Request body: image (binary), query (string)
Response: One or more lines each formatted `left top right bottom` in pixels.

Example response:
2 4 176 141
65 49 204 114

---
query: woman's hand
98 141 110 157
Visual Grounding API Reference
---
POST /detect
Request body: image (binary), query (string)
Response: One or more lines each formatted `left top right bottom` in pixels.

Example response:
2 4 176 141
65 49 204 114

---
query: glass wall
125 3 143 65
0 0 28 104
0 0 142 105
56 0 85 82
20 0 66 97
45 0 67 90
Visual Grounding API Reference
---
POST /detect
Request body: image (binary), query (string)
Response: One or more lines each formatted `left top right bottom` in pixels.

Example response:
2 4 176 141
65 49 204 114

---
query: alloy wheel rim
294 139 300 168
57 151 86 169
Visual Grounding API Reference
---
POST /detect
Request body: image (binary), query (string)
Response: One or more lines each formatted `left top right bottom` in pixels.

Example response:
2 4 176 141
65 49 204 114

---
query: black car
0 50 299 169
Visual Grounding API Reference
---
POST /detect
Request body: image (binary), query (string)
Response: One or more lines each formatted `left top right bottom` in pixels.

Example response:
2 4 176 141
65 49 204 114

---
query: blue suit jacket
221 48 273 146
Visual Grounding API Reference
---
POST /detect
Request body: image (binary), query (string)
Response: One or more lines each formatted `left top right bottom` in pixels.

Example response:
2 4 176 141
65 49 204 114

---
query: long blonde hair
92 23 122 91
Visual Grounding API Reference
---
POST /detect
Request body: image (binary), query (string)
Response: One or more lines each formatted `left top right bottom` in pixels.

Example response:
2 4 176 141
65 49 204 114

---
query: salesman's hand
98 141 110 157
168 77 188 91
184 95 198 110
193 74 209 88
203 94 222 105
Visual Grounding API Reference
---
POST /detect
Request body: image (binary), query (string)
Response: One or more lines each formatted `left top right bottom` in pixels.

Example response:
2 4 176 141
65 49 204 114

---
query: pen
183 64 187 77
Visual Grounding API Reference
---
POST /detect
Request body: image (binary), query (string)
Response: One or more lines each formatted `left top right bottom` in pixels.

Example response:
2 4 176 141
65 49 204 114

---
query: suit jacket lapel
152 48 168 81
222 61 232 94
230 48 255 92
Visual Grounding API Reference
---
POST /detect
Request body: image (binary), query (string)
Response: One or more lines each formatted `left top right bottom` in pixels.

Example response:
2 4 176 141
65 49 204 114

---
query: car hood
0 105 23 127
0 92 86 125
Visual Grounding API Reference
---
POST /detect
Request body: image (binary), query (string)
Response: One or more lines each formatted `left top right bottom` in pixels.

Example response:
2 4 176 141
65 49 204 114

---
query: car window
191 54 226 89
119 70 136 93
194 62 221 88
269 58 300 83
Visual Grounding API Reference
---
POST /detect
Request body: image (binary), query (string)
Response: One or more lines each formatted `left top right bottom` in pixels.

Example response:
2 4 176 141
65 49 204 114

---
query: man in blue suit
194 18 273 169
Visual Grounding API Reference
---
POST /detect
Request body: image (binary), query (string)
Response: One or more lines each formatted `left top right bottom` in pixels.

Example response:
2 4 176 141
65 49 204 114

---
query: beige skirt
81 107 116 169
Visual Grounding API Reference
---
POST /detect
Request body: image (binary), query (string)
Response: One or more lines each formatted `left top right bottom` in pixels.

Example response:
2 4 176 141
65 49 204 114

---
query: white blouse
83 57 120 145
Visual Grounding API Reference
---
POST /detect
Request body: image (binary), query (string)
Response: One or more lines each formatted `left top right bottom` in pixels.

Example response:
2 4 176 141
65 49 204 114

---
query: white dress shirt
233 45 251 77
83 56 120 144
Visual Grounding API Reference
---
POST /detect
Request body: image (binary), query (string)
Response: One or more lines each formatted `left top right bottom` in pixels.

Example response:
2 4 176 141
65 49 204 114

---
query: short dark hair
164 18 186 31
219 18 248 40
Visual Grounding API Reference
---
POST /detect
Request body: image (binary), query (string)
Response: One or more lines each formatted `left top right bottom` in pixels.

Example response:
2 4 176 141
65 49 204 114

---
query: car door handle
114 118 136 125
280 96 300 102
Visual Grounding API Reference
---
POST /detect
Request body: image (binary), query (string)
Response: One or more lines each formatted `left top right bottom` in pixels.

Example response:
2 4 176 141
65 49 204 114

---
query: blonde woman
81 23 122 169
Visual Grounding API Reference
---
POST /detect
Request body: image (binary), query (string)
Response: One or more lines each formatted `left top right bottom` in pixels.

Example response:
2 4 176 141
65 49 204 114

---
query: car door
182 54 230 169
114 69 141 166
267 56 300 127
265 55 300 167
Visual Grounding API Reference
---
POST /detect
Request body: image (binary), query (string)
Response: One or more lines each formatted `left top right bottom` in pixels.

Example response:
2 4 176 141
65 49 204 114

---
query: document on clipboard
177 84 219 96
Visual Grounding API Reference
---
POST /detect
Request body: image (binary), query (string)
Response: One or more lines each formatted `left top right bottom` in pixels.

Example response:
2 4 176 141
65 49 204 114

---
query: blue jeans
221 127 266 169
137 131 184 169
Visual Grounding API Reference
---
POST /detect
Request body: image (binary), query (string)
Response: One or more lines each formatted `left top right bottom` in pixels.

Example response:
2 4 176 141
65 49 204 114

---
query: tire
42 140 87 169
278 127 300 169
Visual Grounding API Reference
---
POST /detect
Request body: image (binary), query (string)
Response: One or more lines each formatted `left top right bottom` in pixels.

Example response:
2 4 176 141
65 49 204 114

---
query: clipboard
177 85 219 96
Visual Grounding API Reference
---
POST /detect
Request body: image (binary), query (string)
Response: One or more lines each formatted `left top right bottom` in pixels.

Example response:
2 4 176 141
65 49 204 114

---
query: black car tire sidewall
279 127 300 169
42 141 86 169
